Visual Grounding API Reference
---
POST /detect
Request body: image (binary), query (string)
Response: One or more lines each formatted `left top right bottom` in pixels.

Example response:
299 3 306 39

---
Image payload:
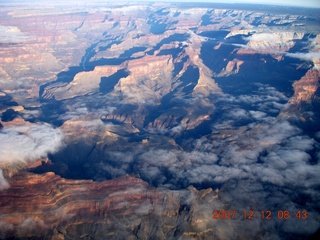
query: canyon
0 1 319 239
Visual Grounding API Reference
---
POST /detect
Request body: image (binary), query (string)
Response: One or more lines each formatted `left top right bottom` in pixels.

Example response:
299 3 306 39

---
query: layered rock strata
0 171 221 240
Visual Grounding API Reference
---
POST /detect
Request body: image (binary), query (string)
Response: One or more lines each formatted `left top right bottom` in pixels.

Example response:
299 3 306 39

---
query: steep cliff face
244 32 305 52
115 55 174 105
217 59 244 77
0 10 106 107
0 171 223 240
291 69 320 106
42 65 120 100
282 69 320 131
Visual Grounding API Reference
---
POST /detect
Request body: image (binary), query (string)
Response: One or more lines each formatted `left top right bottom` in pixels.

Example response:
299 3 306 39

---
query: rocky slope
0 170 223 240
0 1 320 239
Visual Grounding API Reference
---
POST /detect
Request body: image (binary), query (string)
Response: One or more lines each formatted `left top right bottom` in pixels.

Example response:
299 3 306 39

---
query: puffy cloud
170 124 187 134
217 84 289 126
0 123 63 167
134 149 219 188
248 110 267 120
286 52 320 62
0 26 33 44
87 116 318 205
21 109 41 121
0 122 63 189
227 108 248 119
0 170 9 190
58 106 89 121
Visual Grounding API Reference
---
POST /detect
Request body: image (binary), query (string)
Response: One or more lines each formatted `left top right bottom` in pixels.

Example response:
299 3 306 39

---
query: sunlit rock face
0 171 224 239
0 1 320 239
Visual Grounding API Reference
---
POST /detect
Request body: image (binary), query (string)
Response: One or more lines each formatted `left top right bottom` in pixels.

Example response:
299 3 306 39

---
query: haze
0 0 319 239
6 0 320 8
173 0 320 8
150 0 320 8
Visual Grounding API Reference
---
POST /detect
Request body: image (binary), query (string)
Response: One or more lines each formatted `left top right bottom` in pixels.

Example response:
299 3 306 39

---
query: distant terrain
0 1 319 239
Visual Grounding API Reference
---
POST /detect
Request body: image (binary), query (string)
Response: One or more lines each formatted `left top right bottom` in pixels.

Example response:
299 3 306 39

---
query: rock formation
0 170 223 240
0 1 319 239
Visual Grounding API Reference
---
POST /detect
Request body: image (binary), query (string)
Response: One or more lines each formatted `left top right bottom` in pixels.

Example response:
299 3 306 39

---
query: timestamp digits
212 210 237 219
212 210 308 220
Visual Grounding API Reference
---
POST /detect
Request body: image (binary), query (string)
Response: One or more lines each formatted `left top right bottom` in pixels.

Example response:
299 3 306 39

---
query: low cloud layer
0 170 9 190
286 52 320 62
78 116 319 238
59 80 319 238
0 26 32 44
0 122 63 189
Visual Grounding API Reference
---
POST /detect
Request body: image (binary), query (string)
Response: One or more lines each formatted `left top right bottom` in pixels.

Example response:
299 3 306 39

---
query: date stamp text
212 210 308 220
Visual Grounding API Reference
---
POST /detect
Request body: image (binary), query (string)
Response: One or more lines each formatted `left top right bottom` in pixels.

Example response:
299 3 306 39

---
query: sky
8 0 320 8
150 0 320 8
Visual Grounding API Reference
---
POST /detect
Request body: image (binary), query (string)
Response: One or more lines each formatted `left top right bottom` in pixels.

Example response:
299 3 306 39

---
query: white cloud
0 123 63 167
0 170 9 190
249 110 267 120
0 26 32 44
0 122 64 189
286 52 320 62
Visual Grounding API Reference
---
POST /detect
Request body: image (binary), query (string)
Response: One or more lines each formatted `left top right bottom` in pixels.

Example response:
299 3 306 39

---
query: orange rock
291 69 320 105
